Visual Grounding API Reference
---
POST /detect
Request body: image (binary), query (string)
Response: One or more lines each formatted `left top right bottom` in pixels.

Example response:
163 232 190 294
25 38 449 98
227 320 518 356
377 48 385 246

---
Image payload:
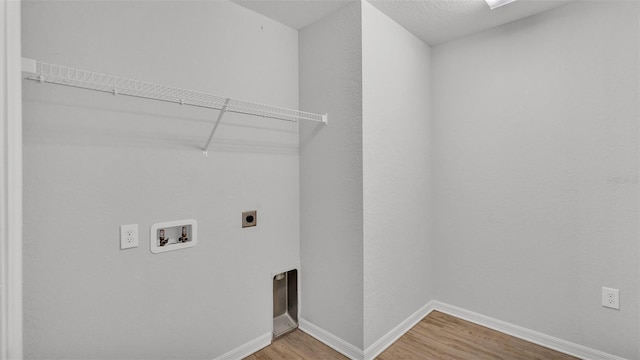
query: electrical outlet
602 287 619 310
120 224 139 250
242 210 257 228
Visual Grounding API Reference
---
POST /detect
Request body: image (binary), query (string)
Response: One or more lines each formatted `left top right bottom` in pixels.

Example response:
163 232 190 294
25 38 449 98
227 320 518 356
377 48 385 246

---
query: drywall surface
22 1 299 358
432 1 639 358
299 1 364 350
361 1 433 349
367 0 571 46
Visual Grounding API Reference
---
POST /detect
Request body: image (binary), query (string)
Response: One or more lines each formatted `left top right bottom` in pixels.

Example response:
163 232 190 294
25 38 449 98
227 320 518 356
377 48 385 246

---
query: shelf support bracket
202 98 231 157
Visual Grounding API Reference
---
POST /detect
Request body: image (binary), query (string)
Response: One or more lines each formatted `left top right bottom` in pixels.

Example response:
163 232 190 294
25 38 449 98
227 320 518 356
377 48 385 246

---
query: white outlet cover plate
120 224 139 250
602 287 620 310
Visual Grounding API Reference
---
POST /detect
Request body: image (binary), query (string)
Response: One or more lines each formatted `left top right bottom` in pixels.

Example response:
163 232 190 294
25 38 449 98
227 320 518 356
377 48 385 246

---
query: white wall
22 1 300 358
22 1 640 358
432 1 639 358
299 1 364 350
361 1 433 349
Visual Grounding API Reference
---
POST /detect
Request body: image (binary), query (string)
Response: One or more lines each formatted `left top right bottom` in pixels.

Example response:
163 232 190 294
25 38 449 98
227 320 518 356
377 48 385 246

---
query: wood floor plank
245 311 578 359
377 312 578 360
245 330 348 360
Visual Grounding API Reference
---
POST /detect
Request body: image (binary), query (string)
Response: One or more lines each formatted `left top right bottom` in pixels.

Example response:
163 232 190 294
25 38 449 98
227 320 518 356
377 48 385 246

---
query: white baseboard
213 332 271 360
432 301 627 360
222 302 627 360
364 301 436 360
299 318 364 360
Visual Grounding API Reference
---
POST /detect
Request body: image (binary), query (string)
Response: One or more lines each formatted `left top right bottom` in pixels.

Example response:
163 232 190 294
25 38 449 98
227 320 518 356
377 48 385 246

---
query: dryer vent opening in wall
273 269 298 339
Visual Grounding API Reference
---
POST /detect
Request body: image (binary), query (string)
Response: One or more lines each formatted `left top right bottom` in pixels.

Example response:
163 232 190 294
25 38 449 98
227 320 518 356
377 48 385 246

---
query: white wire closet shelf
21 58 328 156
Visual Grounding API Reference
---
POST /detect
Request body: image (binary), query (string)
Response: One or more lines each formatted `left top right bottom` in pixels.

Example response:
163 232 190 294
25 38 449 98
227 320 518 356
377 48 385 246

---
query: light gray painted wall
432 1 639 358
299 1 364 350
22 1 300 358
22 0 639 358
361 1 433 349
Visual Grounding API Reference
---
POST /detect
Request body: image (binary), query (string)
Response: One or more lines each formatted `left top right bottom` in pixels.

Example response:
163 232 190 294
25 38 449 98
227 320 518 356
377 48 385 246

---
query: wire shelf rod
21 58 327 155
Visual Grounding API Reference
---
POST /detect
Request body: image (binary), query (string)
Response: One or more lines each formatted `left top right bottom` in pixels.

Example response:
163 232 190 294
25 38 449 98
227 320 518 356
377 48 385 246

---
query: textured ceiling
233 0 574 46
232 0 356 30
369 0 574 45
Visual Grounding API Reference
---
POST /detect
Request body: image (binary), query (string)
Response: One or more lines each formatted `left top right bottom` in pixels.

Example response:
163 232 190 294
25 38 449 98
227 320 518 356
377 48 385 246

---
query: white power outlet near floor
120 224 139 250
602 287 619 310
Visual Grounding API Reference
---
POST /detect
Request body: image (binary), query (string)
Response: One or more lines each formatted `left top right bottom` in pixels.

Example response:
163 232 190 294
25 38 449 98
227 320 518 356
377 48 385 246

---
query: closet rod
21 58 328 156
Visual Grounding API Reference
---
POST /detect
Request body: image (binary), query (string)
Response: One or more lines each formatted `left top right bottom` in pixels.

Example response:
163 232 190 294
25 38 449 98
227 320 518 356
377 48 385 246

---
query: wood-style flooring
244 329 347 360
245 311 578 359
